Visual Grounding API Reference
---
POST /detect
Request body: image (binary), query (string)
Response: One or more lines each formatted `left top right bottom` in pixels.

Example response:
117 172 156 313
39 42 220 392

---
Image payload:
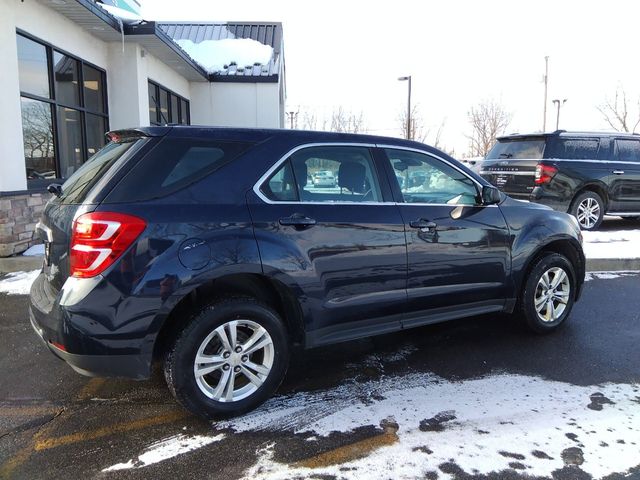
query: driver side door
379 147 511 328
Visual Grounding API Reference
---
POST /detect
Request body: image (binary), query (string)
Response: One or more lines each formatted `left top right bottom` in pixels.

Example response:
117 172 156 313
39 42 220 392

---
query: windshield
59 140 141 204
486 139 545 160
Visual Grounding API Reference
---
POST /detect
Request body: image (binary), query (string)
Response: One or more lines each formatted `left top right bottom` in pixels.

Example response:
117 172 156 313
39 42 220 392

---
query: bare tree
330 107 366 133
398 105 448 150
466 100 511 157
597 86 640 133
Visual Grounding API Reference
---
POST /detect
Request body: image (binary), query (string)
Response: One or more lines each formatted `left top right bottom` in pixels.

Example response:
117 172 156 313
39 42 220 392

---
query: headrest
338 161 365 193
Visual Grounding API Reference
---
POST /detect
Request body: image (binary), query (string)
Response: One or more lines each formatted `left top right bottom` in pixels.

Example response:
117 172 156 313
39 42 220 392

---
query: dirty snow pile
582 229 640 259
0 270 39 295
175 39 273 74
225 373 640 480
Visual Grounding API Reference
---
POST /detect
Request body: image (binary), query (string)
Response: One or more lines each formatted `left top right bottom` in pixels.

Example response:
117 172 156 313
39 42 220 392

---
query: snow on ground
175 38 273 74
585 271 639 282
224 373 640 480
582 229 640 259
0 270 39 295
103 434 225 471
22 244 44 256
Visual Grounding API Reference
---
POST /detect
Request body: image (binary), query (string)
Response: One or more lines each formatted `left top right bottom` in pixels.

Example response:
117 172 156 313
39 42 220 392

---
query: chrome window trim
253 142 497 208
480 170 535 176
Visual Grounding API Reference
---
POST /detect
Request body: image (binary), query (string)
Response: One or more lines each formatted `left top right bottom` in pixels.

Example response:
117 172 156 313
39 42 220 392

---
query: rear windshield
59 140 140 204
105 138 252 202
486 139 545 160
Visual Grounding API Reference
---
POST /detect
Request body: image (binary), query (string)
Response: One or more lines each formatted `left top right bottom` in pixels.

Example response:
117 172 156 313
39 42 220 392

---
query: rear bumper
29 273 153 379
530 187 572 212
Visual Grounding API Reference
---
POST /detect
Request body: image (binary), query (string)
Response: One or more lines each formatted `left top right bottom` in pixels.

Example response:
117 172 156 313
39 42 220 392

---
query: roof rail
552 129 566 134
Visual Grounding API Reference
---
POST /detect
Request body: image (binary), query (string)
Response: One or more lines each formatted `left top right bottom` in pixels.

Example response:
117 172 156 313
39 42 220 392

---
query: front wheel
164 298 289 419
570 191 604 230
520 253 576 334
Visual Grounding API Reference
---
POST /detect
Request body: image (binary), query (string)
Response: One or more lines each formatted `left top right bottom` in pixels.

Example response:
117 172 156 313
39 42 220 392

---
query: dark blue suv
29 126 585 418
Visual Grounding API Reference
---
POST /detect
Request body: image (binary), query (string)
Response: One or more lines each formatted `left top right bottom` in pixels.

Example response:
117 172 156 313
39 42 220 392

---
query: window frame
255 143 390 205
148 79 190 126
16 29 109 189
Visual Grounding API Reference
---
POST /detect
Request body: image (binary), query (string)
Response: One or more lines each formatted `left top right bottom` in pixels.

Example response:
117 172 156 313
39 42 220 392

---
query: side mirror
481 185 501 205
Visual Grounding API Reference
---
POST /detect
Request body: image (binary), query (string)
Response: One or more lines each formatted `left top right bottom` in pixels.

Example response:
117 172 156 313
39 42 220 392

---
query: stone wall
0 192 49 257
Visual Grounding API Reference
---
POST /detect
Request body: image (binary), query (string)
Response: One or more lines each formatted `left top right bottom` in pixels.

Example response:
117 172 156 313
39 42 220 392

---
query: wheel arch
152 273 306 362
570 182 609 212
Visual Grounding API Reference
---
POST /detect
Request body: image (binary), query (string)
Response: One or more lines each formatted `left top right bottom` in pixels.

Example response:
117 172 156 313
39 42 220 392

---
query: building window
148 80 189 126
16 32 108 187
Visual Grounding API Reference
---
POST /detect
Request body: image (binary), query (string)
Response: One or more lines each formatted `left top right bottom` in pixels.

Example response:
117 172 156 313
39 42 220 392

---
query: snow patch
582 229 640 259
0 270 40 295
175 38 273 74
22 244 44 256
218 373 640 480
96 3 143 24
102 433 224 471
585 270 640 282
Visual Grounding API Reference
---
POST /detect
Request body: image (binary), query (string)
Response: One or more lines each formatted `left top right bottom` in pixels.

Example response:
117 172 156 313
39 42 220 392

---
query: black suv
481 130 640 230
30 127 585 418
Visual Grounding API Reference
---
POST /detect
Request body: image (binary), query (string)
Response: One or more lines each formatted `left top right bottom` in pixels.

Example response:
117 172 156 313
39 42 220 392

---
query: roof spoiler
105 126 172 142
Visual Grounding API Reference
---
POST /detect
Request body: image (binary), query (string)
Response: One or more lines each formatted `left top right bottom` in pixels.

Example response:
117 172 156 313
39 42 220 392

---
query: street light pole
552 98 567 130
398 76 412 140
542 56 549 132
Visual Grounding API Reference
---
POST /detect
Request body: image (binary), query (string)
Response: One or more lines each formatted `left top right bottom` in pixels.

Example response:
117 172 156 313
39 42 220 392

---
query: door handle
279 214 317 228
409 219 437 231
612 170 625 175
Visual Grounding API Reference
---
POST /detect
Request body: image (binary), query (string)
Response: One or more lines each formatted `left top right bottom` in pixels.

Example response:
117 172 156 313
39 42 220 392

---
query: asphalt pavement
0 272 639 480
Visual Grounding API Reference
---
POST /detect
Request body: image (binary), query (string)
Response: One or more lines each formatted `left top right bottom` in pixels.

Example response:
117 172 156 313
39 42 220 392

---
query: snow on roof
96 3 143 25
175 38 274 75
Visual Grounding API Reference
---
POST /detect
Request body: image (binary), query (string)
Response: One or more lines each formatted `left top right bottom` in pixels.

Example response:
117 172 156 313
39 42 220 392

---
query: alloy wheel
534 267 571 323
576 197 600 229
193 320 274 402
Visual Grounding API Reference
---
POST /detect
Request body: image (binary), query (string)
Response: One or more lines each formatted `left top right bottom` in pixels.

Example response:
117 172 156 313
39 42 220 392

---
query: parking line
294 429 398 469
34 409 188 451
75 378 106 400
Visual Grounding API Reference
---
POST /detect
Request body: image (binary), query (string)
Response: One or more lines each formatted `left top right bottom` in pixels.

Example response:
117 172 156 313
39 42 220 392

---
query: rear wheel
164 298 289 419
520 253 576 334
570 191 604 230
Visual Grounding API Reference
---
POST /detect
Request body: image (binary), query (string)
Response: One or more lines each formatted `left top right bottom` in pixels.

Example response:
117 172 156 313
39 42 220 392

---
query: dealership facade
0 0 285 256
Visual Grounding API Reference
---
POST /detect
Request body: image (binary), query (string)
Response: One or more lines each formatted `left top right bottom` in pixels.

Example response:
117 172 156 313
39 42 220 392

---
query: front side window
261 146 383 203
16 32 109 186
616 139 640 163
385 149 479 205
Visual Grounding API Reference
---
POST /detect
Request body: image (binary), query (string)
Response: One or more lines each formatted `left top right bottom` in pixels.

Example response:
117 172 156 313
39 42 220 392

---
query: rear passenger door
609 138 640 213
248 144 408 346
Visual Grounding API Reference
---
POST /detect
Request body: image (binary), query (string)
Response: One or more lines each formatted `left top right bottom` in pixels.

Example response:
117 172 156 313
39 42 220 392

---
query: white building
0 0 285 256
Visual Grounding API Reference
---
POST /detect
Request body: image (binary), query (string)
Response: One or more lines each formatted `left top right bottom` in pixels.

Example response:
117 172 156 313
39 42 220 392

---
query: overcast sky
143 0 640 156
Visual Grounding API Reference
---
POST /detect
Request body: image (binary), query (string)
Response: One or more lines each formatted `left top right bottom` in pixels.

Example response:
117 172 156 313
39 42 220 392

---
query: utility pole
542 56 549 132
398 76 412 140
552 99 567 130
286 111 298 129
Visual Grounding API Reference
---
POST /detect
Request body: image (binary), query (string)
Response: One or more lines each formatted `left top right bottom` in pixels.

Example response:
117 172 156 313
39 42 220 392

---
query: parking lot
1 268 639 479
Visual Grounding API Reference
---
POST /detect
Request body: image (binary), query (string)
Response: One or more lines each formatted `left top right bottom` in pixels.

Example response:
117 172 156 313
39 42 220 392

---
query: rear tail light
70 212 146 278
534 164 558 185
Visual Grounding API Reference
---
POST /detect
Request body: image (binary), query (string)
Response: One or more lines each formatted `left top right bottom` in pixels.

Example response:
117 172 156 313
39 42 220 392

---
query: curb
2 255 640 275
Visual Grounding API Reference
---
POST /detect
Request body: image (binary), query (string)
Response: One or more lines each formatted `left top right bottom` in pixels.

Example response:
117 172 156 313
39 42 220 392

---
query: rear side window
59 140 140 204
106 138 251 202
546 138 599 159
616 139 640 162
486 139 545 159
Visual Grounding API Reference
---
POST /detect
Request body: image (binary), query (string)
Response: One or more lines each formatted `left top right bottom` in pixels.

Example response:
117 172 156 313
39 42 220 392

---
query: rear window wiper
499 153 513 158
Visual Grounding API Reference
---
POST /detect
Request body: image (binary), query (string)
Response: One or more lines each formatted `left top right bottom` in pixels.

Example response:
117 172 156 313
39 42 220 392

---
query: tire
164 298 289 419
570 191 604 231
520 253 576 334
